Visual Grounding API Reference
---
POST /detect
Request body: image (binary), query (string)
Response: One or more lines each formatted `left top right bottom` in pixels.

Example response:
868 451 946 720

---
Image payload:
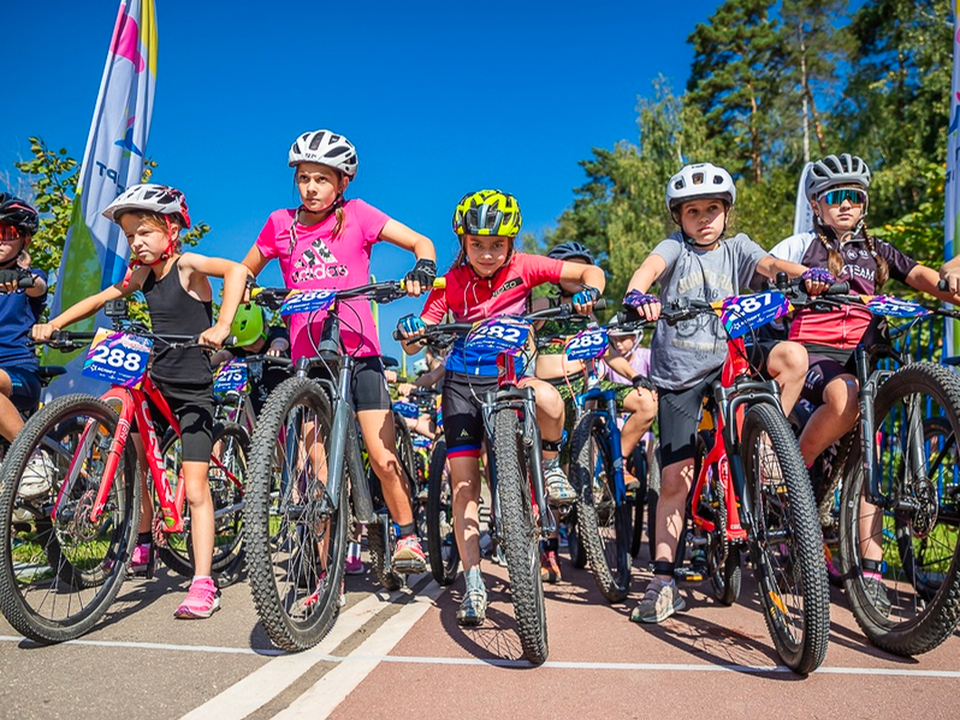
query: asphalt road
1 537 959 720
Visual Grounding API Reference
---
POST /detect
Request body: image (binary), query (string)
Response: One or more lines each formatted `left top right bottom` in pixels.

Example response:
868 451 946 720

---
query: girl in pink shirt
242 129 437 573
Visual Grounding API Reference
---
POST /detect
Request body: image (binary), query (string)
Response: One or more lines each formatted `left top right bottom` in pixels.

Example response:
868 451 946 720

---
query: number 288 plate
82 328 153 389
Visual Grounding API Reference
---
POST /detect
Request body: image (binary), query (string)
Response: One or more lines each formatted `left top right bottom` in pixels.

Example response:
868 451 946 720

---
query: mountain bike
786 285 960 656
564 319 642 602
245 279 437 651
657 288 830 674
0 316 245 643
399 302 596 664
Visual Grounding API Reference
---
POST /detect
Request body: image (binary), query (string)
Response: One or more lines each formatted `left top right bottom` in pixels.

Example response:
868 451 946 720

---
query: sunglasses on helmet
818 188 867 206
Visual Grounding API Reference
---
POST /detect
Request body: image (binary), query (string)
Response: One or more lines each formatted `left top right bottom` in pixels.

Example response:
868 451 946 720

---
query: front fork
482 385 556 539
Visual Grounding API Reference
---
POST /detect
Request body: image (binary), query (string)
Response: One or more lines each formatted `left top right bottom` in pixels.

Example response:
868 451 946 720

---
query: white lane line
180 589 402 720
0 634 281 656
274 580 446 720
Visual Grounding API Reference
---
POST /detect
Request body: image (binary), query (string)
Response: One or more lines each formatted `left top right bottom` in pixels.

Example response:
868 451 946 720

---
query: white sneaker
19 452 54 500
545 465 576 505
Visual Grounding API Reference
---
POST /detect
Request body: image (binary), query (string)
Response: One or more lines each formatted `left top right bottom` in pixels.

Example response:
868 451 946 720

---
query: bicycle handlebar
251 277 446 310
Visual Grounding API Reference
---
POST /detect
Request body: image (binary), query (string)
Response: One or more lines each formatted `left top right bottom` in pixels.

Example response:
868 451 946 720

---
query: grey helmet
805 154 871 202
665 163 736 215
288 129 358 178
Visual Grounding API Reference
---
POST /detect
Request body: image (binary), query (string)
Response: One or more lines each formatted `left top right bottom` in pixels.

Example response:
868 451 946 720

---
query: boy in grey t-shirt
620 163 826 625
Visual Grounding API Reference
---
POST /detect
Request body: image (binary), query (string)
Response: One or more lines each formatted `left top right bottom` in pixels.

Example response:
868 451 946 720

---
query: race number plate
393 400 420 419
280 289 337 316
863 295 930 318
81 328 153 388
720 291 789 339
465 316 531 357
564 327 608 361
213 359 248 396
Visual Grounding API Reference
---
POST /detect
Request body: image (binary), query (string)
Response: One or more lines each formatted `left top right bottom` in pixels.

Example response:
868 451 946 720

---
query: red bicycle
656 287 830 674
0 311 246 643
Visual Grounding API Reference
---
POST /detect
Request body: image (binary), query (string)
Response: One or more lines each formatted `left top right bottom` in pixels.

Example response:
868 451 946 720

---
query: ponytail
860 220 889 291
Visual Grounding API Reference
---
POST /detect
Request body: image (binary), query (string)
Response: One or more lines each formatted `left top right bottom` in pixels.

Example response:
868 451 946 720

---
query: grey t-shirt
649 231 768 390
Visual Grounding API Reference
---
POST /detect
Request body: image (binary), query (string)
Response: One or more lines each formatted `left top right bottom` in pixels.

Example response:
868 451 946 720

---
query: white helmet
102 183 191 228
805 153 871 202
665 163 736 215
288 129 358 178
413 358 429 375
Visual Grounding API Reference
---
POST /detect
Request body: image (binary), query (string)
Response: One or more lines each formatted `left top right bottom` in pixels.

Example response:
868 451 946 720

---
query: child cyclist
31 183 249 618
767 153 960 611
240 129 437 574
532 241 657 583
398 189 605 626
624 163 828 623
0 195 48 453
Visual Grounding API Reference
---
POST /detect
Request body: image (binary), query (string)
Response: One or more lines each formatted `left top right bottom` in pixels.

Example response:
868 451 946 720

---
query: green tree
687 0 783 182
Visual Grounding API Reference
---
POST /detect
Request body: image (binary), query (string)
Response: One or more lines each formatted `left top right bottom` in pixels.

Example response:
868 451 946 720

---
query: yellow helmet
452 189 522 238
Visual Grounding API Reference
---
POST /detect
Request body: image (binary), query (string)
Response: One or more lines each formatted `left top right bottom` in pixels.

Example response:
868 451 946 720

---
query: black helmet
547 241 594 264
0 193 39 237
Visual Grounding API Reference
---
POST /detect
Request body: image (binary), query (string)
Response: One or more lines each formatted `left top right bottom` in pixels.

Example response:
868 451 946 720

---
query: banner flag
945 1 960 356
53 0 158 318
793 161 814 236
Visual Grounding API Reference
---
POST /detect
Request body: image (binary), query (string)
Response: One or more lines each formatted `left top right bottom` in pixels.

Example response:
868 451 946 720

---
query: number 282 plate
465 317 531 357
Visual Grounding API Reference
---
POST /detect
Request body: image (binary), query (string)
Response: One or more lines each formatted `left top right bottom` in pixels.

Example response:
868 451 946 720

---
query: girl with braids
768 153 957 476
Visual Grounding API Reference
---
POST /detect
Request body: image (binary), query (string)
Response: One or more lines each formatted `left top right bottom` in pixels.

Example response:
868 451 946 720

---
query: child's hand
572 286 601 315
940 265 960 295
31 323 57 342
398 382 416 397
624 290 661 322
199 323 231 349
0 268 24 294
800 268 835 296
397 314 426 340
404 259 437 297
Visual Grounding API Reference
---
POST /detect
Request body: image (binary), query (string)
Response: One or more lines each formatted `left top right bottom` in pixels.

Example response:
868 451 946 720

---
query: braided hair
812 214 889 292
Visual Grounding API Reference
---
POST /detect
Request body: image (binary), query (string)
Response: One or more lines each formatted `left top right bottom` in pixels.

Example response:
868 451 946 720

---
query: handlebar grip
826 281 850 295
939 278 949 292
398 277 446 291
18 275 35 289
594 298 606 311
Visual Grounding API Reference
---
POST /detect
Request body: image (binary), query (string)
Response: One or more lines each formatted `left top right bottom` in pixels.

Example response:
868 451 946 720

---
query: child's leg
131 433 153 535
182 460 215 577
0 369 25 443
520 377 565 463
653 458 696 576
764 340 808 417
357 409 414 526
449 454 483 571
798 374 859 467
620 386 657 460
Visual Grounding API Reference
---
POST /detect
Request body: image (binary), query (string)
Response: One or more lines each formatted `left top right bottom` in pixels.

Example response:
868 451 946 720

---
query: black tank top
142 257 213 384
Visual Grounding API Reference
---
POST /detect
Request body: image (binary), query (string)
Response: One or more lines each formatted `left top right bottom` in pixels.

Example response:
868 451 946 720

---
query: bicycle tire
570 411 631 602
157 422 247 586
741 402 829 675
492 408 548 664
246 377 347 651
703 461 741 606
427 438 460 585
0 394 140 643
839 363 960 656
368 515 404 591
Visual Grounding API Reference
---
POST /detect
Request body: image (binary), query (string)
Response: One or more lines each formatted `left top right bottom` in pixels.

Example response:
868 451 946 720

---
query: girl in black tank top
32 183 250 619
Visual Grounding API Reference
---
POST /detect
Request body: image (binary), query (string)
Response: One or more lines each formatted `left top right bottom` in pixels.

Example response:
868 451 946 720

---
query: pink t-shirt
255 199 389 360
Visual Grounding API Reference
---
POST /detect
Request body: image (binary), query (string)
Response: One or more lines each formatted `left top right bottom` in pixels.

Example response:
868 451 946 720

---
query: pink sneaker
304 575 346 609
129 543 151 575
345 555 364 575
391 535 427 575
174 578 221 619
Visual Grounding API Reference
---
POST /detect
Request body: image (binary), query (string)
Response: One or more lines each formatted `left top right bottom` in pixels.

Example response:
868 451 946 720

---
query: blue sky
2 0 728 361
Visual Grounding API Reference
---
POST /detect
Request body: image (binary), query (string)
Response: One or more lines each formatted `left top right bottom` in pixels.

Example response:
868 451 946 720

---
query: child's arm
624 255 667 322
241 245 270 279
31 270 147 341
558 262 605 295
210 348 236 367
381 220 437 297
755 256 807 281
603 345 639 381
907 262 960 306
180 253 250 348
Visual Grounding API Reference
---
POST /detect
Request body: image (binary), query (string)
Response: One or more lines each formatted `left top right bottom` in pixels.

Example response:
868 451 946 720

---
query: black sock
137 532 152 546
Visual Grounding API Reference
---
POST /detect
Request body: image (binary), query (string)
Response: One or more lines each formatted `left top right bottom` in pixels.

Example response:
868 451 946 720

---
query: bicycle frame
573 356 627 508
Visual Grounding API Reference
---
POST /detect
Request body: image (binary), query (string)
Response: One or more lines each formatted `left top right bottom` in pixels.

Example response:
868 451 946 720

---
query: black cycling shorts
802 354 856 407
2 365 41 415
441 371 498 459
151 378 216 463
657 369 721 467
308 355 391 412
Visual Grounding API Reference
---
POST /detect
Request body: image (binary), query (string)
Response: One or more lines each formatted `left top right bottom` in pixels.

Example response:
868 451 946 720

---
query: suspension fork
856 348 884 506
321 356 356 514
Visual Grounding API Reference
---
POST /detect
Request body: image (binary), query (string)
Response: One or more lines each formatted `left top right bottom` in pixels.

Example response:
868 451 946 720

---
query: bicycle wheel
368 514 404 591
246 377 347 651
839 363 960 656
492 408 548 664
0 394 140 643
427 438 460 585
570 411 631 602
741 403 829 675
629 440 649 559
157 422 247 586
